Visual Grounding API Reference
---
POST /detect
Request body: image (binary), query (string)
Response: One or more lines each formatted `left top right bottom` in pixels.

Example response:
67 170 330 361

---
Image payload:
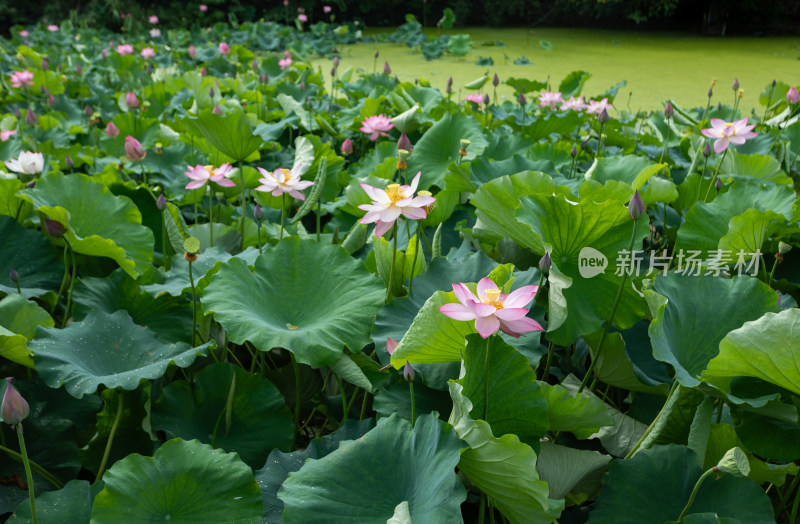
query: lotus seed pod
715 447 750 477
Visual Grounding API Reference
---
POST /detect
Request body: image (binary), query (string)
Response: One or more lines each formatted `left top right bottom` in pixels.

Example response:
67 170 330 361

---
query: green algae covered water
312 27 799 115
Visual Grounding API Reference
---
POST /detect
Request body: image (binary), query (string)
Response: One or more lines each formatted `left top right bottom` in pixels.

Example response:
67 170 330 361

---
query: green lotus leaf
11 480 97 524
703 309 800 396
675 179 794 258
542 379 614 438
722 151 793 185
0 216 63 298
471 171 570 255
184 109 263 163
92 438 262 523
558 70 591 98
19 173 154 278
717 207 789 256
278 414 466 523
203 237 384 368
449 381 564 524
141 247 233 298
525 111 582 142
587 445 775 524
516 193 649 345
0 178 31 221
536 442 611 500
645 274 778 387
30 310 209 398
151 362 293 468
372 380 453 421
0 294 53 368
582 330 670 394
255 420 375 523
447 34 473 57
586 154 666 190
72 269 191 344
407 112 487 188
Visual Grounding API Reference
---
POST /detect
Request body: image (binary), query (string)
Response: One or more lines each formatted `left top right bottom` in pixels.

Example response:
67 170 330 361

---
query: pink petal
728 136 746 145
713 138 729 154
494 307 530 321
374 220 394 238
386 338 398 355
401 207 426 220
709 118 726 129
359 211 381 224
407 171 422 193
476 278 498 301
378 206 402 223
185 180 207 189
293 180 315 190
474 315 500 338
214 178 236 187
701 128 721 139
361 184 389 204
439 303 477 321
503 285 538 308
405 195 435 207
454 283 479 305
289 190 306 201
272 188 284 197
469 301 497 318
500 317 544 335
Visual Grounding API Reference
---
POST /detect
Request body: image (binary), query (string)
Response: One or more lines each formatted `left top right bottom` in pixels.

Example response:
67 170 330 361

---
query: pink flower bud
1 379 29 425
397 132 412 153
125 92 139 109
492 73 499 87
219 42 230 55
664 100 674 119
106 122 120 138
212 104 222 115
41 58 49 70
199 4 208 12
47 94 55 106
403 361 414 383
628 190 645 220
787 86 799 105
9 269 19 283
84 104 93 117
254 203 264 222
156 193 167 211
64 154 74 169
383 61 391 75
188 45 196 59
333 56 340 68
341 138 353 155
25 109 37 127
124 136 146 161
44 218 66 238
538 252 551 274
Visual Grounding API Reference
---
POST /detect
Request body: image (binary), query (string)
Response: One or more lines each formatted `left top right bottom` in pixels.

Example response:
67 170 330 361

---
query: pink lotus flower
1 379 29 425
538 91 563 109
701 118 757 154
787 86 799 105
298 14 308 22
9 70 34 89
219 42 230 55
358 171 435 238
279 57 292 70
116 44 134 56
464 93 484 106
560 96 586 112
125 92 139 109
439 277 543 338
5 151 44 175
586 97 613 115
360 114 394 141
47 25 59 32
106 122 120 138
255 164 314 201
148 15 159 24
199 4 208 12
323 5 332 13
0 130 17 142
341 138 353 155
19 30 29 38
150 28 161 38
124 136 146 161
184 164 236 190
140 47 155 59
188 45 196 59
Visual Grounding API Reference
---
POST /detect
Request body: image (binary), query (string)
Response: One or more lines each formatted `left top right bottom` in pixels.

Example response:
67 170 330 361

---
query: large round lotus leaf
203 237 384 368
91 438 262 523
11 480 97 524
151 362 293 468
30 310 209 398
278 414 466 523
645 274 778 387
0 294 53 368
587 445 775 524
19 173 154 278
0 216 63 298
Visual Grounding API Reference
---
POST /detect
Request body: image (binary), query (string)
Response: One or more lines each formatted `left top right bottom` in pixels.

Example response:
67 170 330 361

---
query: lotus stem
238 161 246 251
0 443 62 489
208 186 214 247
625 381 679 459
407 224 421 297
703 147 729 203
290 352 301 448
483 335 492 421
578 219 638 393
95 393 123 483
15 425 37 523
409 380 416 427
188 258 197 348
542 341 555 382
280 193 286 240
386 221 399 303
61 240 76 328
677 467 716 522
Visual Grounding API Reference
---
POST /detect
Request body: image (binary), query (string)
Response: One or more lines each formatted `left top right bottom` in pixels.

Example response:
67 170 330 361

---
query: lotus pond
1 13 800 524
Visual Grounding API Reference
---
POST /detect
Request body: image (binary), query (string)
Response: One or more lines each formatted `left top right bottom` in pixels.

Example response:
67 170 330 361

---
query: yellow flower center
483 288 503 309
204 165 215 177
279 168 292 182
724 123 733 128
385 183 404 203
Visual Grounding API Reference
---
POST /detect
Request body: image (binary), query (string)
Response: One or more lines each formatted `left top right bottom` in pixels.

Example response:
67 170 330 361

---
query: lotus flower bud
9 269 19 283
581 139 590 151
715 177 722 194
201 67 208 76
518 92 527 106
41 57 49 70
703 142 712 157
64 154 74 169
732 78 739 91
333 56 340 68
483 93 490 106
628 190 645 220
374 50 379 59
84 104 93 117
664 100 674 119
156 193 167 211
403 361 414 383
260 73 269 84
102 48 108 60
538 252 551 274
125 91 139 109
25 181 35 189
492 73 499 87
598 108 610 124
209 87 214 98
14 108 21 119
251 59 258 70
254 203 264 222
47 94 55 106
300 82 305 91
397 132 412 153
787 86 799 105
124 135 146 161
44 218 66 238
707 87 713 98
772 79 777 88
341 138 353 155
570 145 577 158
212 104 222 115
25 109 37 127
383 61 391 75
446 77 453 95
331 67 336 77
106 121 120 138
188 45 196 59
1 379 29 425
715 447 750 477
75 64 82 75
778 241 792 255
